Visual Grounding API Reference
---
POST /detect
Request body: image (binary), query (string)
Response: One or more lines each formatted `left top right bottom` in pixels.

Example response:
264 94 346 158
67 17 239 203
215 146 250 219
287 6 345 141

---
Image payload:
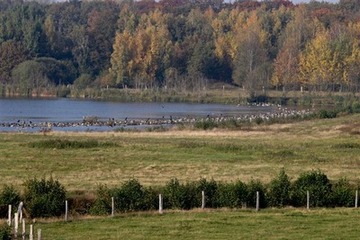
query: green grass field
1 114 360 239
3 208 358 239
0 114 359 192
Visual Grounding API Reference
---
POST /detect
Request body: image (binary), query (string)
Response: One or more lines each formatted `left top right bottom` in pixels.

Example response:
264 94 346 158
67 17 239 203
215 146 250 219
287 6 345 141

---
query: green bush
0 185 21 206
214 180 247 208
214 182 238 208
318 109 337 119
113 179 147 212
23 177 66 218
196 178 218 208
268 169 291 207
331 178 354 207
183 181 199 209
0 223 11 240
163 179 197 210
233 180 248 208
246 179 267 208
90 185 112 215
91 181 159 214
163 179 183 209
142 187 160 211
290 170 332 207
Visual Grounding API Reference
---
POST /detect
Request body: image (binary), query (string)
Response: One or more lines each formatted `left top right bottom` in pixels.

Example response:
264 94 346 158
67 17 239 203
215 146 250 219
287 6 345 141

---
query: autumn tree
271 5 315 90
343 22 360 91
117 4 138 33
109 30 135 87
212 8 243 83
110 9 172 88
0 40 28 85
85 1 120 76
232 11 270 95
185 8 216 80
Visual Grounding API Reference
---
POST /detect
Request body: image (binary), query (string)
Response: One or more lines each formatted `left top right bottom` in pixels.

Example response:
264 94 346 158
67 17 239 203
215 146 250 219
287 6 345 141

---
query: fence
3 189 359 239
6 209 40 240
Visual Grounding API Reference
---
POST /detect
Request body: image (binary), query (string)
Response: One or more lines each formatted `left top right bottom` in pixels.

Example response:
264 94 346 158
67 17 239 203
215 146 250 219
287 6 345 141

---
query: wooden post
111 197 115 217
14 212 19 238
201 191 205 209
307 191 310 210
29 225 33 240
37 229 41 240
65 200 68 221
22 219 25 240
355 190 358 208
159 194 163 214
8 205 11 226
256 191 260 212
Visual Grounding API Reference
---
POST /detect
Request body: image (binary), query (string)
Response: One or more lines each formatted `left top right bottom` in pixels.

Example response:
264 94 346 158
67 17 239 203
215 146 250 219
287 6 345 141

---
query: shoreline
0 106 313 132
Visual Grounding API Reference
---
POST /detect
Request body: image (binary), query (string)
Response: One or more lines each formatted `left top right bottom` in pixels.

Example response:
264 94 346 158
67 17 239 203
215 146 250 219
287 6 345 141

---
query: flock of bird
0 104 314 132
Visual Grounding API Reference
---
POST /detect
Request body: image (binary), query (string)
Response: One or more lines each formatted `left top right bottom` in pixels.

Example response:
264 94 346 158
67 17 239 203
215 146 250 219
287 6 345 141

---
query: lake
0 98 274 132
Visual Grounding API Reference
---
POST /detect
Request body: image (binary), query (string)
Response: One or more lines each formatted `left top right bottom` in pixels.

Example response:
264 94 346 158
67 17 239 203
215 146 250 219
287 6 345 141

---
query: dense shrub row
0 170 358 218
90 170 357 215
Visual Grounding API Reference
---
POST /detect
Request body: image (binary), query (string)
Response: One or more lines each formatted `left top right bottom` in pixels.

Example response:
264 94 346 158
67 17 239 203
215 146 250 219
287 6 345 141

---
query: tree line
0 0 359 97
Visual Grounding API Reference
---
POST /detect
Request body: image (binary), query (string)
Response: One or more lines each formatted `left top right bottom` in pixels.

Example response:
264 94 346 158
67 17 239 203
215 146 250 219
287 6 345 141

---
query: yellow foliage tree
110 9 172 88
298 30 334 90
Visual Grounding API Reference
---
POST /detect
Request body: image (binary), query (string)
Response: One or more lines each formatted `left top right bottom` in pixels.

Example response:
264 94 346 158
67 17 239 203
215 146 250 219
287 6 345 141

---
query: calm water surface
0 98 273 132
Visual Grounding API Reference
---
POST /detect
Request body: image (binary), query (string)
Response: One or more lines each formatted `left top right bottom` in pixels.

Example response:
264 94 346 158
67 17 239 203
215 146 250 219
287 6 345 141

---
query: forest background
0 0 359 99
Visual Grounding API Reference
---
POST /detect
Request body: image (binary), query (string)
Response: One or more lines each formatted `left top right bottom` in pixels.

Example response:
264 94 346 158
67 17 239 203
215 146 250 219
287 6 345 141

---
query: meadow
0 113 359 192
2 208 360 239
1 113 360 239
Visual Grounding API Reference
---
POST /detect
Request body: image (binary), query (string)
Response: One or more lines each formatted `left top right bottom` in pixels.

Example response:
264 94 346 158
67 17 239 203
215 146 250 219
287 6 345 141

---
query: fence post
201 191 205 209
111 197 115 217
14 212 19 238
306 191 310 210
159 194 163 214
8 205 11 226
22 219 25 240
29 225 33 240
65 200 68 221
355 190 358 208
37 229 41 240
18 202 23 224
256 191 260 212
